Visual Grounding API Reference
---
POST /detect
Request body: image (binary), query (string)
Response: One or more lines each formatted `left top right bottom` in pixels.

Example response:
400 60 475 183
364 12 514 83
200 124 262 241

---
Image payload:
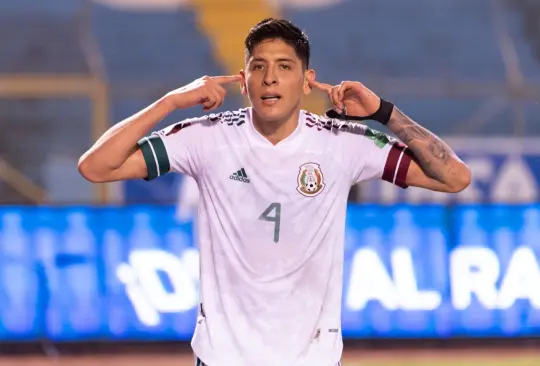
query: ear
303 69 316 95
239 70 247 95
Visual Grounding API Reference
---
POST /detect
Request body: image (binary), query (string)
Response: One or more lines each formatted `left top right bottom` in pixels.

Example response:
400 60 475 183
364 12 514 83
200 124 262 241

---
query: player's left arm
385 107 471 193
309 78 471 193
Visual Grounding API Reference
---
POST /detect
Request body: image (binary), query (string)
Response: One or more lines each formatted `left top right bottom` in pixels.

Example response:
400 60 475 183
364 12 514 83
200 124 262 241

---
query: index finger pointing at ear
211 75 243 84
308 79 332 92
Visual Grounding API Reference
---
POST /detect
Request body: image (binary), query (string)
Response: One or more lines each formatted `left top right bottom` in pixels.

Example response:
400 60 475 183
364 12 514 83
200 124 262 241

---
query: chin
261 112 287 124
252 103 294 123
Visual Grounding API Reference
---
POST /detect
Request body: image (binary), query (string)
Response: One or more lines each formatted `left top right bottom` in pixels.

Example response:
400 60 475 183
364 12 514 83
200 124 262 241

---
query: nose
263 69 278 86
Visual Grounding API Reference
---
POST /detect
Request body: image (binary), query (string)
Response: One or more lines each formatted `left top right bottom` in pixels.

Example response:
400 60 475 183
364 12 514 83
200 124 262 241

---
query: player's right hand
165 75 242 111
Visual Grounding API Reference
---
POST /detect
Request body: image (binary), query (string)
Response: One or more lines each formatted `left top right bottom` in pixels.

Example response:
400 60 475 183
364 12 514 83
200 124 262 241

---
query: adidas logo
230 168 250 183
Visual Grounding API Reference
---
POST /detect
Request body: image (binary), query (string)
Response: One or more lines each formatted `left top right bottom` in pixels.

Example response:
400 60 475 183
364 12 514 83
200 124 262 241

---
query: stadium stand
283 0 540 136
1 0 540 204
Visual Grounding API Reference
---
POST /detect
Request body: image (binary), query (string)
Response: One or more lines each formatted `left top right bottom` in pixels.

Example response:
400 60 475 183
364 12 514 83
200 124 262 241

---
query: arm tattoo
387 107 455 182
428 138 450 165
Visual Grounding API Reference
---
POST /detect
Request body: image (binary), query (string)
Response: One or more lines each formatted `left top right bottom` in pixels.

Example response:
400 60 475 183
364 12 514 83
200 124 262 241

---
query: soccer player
79 18 471 366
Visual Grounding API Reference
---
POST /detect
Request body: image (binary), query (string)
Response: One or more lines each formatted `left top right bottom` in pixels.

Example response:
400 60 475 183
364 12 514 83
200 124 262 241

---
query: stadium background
2 0 540 365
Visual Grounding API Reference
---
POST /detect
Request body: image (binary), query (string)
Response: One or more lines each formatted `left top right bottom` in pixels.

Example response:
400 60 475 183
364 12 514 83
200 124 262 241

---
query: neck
252 108 302 145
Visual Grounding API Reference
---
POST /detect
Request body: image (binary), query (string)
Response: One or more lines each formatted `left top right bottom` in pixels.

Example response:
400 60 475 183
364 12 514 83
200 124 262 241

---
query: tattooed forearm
396 123 430 142
387 107 458 183
428 138 450 164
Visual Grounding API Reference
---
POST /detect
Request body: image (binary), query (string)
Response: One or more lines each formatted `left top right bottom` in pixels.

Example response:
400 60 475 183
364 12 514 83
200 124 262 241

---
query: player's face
241 39 314 124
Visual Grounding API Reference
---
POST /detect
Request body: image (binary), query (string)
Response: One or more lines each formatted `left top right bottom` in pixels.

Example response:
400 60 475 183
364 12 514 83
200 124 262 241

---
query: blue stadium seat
91 3 244 122
283 0 540 136
0 0 80 15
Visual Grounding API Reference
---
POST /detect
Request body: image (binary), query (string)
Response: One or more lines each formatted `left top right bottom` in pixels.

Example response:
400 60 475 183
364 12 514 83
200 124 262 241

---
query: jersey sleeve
137 116 209 180
346 125 413 188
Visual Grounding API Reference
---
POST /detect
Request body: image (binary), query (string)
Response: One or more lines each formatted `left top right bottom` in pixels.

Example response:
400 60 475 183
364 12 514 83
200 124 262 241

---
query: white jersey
138 108 411 366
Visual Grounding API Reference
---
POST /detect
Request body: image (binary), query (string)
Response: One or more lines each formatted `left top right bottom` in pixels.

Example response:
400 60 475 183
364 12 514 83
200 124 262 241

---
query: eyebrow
250 57 296 63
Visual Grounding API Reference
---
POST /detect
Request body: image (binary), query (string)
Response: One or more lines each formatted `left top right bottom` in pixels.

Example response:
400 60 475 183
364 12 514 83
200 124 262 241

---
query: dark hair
244 18 310 69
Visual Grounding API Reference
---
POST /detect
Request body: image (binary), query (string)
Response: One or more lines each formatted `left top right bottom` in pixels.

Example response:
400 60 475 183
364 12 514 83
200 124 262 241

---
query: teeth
262 96 279 100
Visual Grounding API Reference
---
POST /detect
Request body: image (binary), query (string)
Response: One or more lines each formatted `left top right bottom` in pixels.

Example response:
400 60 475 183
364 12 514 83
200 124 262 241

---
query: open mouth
261 95 282 101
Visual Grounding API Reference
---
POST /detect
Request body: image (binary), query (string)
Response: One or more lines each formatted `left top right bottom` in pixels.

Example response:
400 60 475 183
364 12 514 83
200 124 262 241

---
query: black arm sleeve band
325 98 394 125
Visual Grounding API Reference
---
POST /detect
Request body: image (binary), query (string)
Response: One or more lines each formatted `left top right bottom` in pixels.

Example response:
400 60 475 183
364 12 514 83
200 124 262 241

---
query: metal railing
0 1 110 204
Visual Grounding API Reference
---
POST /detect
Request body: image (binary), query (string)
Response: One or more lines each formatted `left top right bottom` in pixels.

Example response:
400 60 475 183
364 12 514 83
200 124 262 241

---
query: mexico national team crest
297 163 325 197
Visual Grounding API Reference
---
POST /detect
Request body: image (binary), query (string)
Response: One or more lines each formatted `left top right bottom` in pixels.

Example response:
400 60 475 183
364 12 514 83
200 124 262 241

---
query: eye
252 64 264 71
279 64 291 70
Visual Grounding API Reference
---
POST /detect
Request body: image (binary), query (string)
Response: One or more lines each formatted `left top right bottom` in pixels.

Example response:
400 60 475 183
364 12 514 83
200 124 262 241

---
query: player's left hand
308 79 381 118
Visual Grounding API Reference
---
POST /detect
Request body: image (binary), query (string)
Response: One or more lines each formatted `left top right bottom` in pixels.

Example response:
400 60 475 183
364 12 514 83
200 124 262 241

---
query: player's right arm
78 75 241 183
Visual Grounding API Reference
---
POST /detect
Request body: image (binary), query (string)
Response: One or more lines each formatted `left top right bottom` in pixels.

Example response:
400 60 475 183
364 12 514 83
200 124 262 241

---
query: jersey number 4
259 203 281 243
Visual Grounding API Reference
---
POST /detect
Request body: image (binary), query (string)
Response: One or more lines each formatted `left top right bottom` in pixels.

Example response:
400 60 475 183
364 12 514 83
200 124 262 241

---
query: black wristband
325 98 394 125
